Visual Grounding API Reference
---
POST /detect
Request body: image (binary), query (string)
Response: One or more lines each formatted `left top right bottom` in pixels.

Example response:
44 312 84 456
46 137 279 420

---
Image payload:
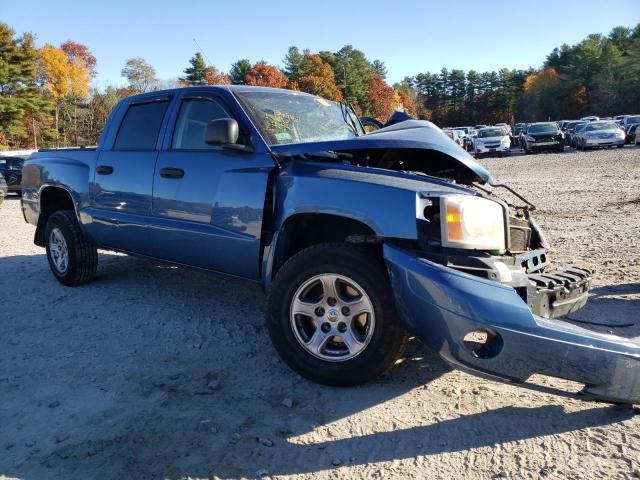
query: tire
267 242 408 386
45 210 98 286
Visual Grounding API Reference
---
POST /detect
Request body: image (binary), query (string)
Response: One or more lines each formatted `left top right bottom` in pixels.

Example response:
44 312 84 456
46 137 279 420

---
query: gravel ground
0 146 639 480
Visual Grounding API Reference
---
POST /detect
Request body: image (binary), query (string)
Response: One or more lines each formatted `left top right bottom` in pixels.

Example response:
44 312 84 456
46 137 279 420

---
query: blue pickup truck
22 86 639 404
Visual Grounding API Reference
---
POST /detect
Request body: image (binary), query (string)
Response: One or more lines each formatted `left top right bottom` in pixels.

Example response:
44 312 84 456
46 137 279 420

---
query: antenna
192 38 231 86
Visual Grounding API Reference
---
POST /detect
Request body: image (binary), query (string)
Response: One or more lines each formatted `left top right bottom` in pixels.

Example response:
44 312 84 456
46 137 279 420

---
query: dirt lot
0 146 639 480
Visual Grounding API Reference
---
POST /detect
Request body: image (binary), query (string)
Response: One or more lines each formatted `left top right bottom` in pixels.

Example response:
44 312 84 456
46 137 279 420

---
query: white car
580 115 599 122
473 126 511 157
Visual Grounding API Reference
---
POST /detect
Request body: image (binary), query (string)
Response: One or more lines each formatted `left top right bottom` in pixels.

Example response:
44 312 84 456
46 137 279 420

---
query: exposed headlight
438 195 506 251
526 135 536 142
616 130 625 138
500 137 510 145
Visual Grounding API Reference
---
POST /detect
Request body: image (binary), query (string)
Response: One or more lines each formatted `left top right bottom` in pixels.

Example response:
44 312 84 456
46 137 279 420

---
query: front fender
384 243 640 404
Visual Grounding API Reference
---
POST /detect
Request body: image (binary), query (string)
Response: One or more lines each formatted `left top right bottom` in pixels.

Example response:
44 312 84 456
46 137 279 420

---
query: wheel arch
263 212 380 290
34 185 79 247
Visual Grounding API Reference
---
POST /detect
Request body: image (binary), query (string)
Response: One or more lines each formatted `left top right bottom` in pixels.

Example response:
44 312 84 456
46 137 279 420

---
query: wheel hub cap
49 227 69 274
290 273 375 362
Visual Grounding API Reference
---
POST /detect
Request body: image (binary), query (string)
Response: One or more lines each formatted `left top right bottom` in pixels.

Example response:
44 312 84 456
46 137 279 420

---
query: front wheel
45 210 98 286
267 243 408 386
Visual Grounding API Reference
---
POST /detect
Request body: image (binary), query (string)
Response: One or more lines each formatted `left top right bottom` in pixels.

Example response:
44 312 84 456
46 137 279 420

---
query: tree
61 40 96 77
333 46 376 113
230 59 251 84
368 76 399 122
372 60 387 80
202 66 230 85
0 23 41 148
244 62 288 88
295 54 342 101
39 44 73 143
121 57 158 94
181 52 207 85
283 46 311 81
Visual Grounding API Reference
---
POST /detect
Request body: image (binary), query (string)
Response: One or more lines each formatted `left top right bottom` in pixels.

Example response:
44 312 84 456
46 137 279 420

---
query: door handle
96 165 114 175
159 168 184 179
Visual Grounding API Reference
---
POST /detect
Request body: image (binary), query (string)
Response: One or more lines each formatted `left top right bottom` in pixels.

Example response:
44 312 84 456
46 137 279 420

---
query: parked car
20 86 640 404
570 123 588 148
621 115 640 142
0 156 24 195
563 121 582 145
443 129 465 148
0 175 7 207
513 123 527 146
580 115 599 122
636 125 640 145
522 122 564 153
472 126 511 157
574 121 625 150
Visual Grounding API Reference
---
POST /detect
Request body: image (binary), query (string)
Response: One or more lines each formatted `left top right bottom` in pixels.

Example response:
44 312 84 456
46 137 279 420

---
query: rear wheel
268 243 408 386
45 210 98 286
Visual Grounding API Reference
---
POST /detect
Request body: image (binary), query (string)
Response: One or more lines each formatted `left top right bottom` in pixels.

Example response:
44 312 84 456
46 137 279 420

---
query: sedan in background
522 122 564 153
0 156 24 195
575 121 625 150
472 126 511 157
443 128 465 148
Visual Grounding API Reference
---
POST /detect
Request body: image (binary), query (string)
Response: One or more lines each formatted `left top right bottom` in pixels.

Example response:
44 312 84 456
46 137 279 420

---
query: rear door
88 95 171 253
147 91 275 279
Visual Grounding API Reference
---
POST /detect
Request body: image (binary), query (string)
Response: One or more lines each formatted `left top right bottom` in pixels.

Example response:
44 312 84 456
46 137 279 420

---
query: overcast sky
4 0 638 87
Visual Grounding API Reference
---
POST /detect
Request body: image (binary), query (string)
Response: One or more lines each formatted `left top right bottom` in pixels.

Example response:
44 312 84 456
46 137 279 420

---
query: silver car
575 121 626 150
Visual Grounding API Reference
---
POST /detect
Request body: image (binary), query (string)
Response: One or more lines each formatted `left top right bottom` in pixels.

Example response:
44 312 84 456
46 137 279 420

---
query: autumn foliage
244 62 288 88
294 54 342 101
368 77 400 122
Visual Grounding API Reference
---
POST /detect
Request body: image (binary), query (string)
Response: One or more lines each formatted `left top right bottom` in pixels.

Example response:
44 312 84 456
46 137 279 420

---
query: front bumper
584 138 624 147
474 144 509 155
528 140 563 150
384 244 640 404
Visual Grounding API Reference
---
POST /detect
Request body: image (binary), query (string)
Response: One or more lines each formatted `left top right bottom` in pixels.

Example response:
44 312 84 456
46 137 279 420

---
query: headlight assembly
439 195 506 251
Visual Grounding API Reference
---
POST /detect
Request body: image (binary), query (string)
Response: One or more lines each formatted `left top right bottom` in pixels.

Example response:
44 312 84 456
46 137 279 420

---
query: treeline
1 22 639 149
409 25 640 126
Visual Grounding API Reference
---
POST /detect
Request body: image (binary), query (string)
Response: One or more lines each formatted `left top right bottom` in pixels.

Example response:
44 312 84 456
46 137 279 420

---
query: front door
148 93 274 279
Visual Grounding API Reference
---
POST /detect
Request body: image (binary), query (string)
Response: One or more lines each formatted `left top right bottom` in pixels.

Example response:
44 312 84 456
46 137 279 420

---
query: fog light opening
463 329 503 359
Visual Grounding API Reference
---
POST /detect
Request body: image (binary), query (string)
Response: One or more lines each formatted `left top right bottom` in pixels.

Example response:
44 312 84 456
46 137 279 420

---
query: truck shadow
0 253 636 479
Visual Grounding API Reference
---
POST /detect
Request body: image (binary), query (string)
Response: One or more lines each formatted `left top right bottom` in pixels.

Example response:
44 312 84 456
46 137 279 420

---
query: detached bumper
384 244 640 404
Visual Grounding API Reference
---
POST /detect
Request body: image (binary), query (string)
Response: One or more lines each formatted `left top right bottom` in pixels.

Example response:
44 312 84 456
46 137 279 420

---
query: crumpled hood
270 120 493 184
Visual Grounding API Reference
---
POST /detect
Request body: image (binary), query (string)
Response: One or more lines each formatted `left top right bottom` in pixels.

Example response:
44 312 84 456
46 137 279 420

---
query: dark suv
0 156 24 195
522 122 564 153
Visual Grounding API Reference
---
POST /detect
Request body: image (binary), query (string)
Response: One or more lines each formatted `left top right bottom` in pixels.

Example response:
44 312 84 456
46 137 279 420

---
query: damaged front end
385 244 640 404
385 186 639 404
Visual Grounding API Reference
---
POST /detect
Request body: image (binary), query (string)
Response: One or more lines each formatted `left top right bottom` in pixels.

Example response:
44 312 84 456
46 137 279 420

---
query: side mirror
205 118 239 146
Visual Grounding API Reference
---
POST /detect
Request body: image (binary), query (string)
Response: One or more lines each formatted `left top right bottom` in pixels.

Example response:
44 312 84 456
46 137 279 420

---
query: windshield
586 121 618 131
528 123 558 134
235 91 363 145
478 128 504 138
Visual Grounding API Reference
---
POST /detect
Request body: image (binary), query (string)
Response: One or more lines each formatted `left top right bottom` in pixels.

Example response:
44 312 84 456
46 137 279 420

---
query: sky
3 0 638 88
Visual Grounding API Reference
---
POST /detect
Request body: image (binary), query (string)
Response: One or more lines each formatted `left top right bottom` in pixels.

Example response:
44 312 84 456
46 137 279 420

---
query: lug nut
341 306 350 316
327 297 337 307
315 307 325 316
321 322 331 333
337 322 347 333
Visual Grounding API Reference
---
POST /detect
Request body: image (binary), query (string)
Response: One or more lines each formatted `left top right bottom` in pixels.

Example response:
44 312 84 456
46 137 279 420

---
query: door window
114 100 169 150
172 98 232 150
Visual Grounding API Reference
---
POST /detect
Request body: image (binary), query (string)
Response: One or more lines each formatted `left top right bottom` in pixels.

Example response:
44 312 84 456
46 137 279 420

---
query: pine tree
182 52 208 85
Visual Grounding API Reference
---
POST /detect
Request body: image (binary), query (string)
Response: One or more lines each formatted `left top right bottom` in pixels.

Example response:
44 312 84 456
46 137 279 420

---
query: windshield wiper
339 102 359 137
